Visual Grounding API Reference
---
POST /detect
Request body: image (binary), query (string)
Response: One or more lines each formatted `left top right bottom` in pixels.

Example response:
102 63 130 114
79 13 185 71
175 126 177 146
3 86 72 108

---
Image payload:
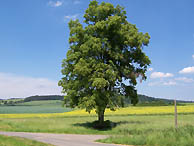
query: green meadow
0 135 53 146
0 100 71 114
1 100 194 146
0 112 194 146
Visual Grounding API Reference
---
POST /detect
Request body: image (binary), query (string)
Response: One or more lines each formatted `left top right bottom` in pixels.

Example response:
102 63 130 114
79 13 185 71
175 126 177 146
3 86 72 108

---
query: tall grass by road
98 125 194 146
0 135 53 146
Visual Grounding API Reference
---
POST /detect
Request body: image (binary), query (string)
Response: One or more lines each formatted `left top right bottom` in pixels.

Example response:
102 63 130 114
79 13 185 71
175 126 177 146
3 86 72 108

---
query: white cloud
148 80 176 86
192 54 194 59
163 81 177 86
148 68 153 72
175 77 194 83
73 0 81 4
64 14 79 20
48 1 63 7
0 72 62 99
150 72 174 79
179 66 194 74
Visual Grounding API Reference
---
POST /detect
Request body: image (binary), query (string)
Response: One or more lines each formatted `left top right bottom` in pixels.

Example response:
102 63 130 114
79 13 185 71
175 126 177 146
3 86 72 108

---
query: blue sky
0 0 194 100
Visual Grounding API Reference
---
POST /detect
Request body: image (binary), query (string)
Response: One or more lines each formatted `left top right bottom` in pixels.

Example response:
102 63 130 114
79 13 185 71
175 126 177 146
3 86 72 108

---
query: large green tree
59 0 151 124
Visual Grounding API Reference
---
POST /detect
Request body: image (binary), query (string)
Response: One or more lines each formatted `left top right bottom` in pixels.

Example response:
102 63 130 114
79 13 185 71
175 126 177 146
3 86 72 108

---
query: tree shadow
73 120 146 131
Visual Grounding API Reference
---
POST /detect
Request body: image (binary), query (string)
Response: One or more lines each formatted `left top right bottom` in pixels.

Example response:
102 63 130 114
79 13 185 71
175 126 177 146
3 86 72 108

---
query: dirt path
0 131 124 146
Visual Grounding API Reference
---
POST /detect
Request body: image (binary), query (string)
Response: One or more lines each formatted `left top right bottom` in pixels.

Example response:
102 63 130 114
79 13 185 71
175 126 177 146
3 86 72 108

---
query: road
0 132 126 146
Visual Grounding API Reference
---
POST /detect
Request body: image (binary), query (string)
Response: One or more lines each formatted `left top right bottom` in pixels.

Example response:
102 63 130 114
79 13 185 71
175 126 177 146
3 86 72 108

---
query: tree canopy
59 0 151 123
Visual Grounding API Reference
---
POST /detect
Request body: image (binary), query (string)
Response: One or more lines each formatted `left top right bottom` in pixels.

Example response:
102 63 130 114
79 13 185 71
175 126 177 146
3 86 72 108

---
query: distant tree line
23 95 64 102
138 94 193 104
0 99 24 106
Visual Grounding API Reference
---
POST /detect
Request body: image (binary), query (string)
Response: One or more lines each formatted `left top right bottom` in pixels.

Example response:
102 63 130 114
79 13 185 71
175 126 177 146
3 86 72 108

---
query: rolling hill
0 94 192 107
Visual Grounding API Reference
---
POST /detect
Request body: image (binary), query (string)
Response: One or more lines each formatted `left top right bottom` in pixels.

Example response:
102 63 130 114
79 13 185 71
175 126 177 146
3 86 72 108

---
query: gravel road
0 132 125 146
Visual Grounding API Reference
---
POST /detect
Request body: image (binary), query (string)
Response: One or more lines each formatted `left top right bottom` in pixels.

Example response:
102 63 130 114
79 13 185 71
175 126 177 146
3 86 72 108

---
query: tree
59 0 151 124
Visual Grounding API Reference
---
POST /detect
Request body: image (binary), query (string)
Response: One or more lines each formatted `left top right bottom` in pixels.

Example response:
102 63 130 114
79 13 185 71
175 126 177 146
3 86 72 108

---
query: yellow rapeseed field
0 105 194 118
64 105 194 116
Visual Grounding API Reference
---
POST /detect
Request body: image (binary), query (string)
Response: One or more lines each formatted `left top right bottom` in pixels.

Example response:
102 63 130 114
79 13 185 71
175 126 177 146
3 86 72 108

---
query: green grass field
0 135 53 146
0 100 72 114
97 125 194 146
0 114 194 134
1 102 194 146
0 113 194 146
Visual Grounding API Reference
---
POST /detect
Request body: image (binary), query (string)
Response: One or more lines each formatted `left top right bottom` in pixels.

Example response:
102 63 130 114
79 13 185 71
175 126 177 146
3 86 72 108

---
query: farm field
1 103 194 118
65 104 194 116
1 104 194 146
0 135 52 146
0 113 194 134
0 114 194 146
0 100 72 114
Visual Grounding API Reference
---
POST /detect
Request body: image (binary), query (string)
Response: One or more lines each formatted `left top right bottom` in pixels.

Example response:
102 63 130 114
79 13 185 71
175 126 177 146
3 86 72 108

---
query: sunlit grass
0 114 193 134
98 125 194 146
0 105 194 146
0 135 53 146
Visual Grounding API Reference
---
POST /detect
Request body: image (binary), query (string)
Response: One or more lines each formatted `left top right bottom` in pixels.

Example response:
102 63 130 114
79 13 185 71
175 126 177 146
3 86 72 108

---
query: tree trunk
98 110 105 124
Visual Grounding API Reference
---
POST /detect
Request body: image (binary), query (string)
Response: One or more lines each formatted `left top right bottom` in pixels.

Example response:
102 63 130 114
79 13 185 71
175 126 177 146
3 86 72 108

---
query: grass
0 114 194 135
0 100 72 114
0 135 53 146
1 104 194 145
98 125 194 146
0 114 194 146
